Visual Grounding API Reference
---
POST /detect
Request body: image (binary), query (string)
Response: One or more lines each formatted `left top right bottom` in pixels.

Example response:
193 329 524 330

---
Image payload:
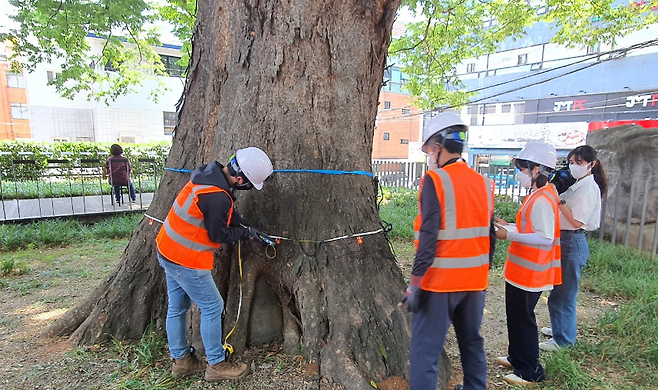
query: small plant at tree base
1 257 28 276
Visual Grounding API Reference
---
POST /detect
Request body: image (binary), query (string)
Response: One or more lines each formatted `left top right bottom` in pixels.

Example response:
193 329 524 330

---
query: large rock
587 125 658 225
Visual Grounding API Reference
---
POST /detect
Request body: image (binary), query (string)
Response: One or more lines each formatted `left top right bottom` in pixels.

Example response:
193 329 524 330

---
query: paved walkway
0 193 153 221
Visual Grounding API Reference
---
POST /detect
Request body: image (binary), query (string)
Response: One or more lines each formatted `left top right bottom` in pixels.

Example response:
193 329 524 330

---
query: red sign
588 120 658 132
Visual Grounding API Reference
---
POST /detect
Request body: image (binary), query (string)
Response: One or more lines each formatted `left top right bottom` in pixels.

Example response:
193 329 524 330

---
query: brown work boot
171 349 206 377
204 360 249 381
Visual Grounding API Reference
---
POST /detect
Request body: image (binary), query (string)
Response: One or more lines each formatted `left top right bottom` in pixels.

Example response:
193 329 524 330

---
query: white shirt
560 174 601 231
505 191 556 245
529 194 557 240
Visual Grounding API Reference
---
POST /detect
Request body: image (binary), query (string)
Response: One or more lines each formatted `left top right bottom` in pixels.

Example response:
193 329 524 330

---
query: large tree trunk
46 1 452 388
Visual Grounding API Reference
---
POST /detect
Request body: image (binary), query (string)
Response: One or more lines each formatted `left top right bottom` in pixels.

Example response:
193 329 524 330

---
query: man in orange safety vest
400 112 496 390
156 147 274 382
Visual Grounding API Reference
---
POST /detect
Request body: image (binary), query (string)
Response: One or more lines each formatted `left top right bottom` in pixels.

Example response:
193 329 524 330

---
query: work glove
247 227 276 247
400 285 425 313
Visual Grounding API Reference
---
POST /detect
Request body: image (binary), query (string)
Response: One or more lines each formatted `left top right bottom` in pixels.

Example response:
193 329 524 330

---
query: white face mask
516 170 532 188
569 163 590 180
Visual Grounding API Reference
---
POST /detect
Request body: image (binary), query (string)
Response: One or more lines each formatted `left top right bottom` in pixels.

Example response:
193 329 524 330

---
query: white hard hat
517 141 557 169
235 147 273 190
422 111 467 147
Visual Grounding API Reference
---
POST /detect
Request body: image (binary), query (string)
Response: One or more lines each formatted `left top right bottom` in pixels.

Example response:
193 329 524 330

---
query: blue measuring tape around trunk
164 167 374 177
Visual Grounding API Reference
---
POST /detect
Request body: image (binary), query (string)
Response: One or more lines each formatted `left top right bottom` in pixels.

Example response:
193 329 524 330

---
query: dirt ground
0 239 618 390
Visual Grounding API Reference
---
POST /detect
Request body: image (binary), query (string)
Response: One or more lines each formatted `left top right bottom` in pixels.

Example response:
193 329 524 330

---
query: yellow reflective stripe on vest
432 168 493 241
438 226 490 240
507 253 561 272
484 174 494 217
162 219 218 253
434 169 457 230
520 190 558 232
432 253 490 269
519 242 553 252
171 185 216 229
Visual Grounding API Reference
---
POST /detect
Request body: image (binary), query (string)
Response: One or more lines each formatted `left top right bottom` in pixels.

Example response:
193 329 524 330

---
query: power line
464 40 658 106
376 38 658 122
465 38 658 94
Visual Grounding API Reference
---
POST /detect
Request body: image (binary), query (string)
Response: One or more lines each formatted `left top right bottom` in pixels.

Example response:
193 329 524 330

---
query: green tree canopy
3 0 655 107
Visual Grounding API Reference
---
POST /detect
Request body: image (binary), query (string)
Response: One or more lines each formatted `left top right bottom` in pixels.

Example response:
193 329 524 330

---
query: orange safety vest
156 182 233 270
413 161 494 292
504 186 562 291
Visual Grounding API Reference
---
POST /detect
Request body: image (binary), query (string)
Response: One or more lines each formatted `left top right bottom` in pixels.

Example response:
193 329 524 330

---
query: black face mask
227 154 253 190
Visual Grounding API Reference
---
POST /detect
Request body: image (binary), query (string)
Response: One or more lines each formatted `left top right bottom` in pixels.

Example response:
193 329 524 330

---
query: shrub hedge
0 140 170 181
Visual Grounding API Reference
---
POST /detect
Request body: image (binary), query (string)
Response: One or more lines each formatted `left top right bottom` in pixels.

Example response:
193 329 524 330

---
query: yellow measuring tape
222 241 243 356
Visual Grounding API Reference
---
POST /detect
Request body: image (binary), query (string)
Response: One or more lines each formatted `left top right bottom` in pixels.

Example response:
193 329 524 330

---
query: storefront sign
468 122 588 149
533 91 658 116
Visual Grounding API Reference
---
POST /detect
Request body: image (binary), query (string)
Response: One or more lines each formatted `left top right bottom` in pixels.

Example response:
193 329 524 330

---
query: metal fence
372 159 530 199
372 160 427 189
0 155 162 221
474 163 531 201
599 177 658 258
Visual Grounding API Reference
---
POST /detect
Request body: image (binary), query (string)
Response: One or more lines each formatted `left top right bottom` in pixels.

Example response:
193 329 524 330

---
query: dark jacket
192 161 251 244
105 155 131 186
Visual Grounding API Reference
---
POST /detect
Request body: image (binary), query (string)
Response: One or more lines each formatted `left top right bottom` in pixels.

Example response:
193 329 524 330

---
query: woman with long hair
539 145 608 351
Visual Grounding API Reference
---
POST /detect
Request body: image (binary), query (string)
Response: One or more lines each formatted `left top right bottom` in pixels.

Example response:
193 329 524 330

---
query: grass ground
1 194 656 389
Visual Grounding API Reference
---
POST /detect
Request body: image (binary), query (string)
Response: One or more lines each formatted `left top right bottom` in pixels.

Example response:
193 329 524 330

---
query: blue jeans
548 230 589 346
113 182 136 201
157 251 226 365
411 290 487 390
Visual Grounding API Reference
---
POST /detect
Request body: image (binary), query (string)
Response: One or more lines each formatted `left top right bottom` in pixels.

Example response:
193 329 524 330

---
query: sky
0 0 17 33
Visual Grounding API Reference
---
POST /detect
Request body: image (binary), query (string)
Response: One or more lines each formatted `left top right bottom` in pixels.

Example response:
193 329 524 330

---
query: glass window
164 111 177 135
501 104 511 113
384 101 391 109
466 63 476 73
47 70 60 83
587 42 600 54
7 72 25 88
400 138 409 144
517 54 528 65
401 108 410 115
105 60 122 72
160 55 185 77
383 132 390 141
10 103 29 119
467 105 478 115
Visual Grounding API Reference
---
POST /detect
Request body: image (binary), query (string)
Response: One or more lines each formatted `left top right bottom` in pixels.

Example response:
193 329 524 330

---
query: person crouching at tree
400 112 496 390
494 141 562 386
155 147 275 381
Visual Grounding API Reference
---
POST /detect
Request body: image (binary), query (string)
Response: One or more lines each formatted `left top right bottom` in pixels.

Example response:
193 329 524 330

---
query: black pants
411 291 487 390
505 282 545 382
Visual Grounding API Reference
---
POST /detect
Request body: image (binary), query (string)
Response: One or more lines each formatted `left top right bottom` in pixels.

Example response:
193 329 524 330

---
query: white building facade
24 36 185 143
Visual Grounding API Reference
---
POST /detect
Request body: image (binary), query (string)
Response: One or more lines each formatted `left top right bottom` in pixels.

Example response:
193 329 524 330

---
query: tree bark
46 1 452 388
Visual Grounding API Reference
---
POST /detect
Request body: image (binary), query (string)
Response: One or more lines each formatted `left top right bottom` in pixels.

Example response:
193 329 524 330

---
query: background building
0 43 31 139
455 2 658 164
372 22 425 161
0 37 184 143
